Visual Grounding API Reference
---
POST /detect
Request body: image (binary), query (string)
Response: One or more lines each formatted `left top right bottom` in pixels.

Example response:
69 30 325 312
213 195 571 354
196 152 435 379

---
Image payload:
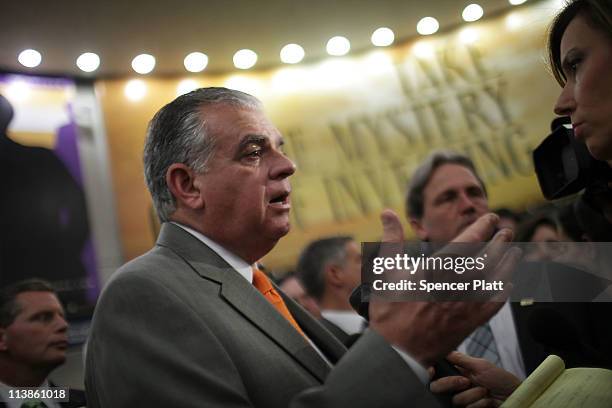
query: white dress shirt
321 310 366 336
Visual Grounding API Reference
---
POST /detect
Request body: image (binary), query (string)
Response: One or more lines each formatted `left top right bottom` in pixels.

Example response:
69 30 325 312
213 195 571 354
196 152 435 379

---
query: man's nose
458 192 476 213
55 315 68 333
270 151 296 179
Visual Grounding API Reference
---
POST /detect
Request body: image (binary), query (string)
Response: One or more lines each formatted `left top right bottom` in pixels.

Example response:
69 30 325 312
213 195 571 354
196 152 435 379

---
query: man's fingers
428 367 435 380
480 228 514 265
380 209 404 243
452 386 489 407
453 213 499 243
429 376 470 394
488 247 523 302
446 351 485 373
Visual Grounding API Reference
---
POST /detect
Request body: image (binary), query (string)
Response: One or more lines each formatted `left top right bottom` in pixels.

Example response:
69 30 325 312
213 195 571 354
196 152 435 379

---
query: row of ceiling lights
15 0 528 74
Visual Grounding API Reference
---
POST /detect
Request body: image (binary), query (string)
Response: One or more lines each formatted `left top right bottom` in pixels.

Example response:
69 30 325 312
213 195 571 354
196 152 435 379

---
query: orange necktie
252 267 306 338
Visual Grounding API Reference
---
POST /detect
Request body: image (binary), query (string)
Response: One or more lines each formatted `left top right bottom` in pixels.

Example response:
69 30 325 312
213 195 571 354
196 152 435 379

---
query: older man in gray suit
85 87 518 408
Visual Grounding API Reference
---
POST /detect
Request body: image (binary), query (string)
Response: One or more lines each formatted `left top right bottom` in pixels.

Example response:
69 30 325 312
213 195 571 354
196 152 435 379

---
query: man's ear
410 217 429 241
325 263 344 287
0 328 8 351
166 163 204 210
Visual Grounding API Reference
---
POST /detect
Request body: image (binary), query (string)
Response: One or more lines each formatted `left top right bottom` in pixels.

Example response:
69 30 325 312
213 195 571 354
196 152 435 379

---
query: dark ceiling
1 0 526 78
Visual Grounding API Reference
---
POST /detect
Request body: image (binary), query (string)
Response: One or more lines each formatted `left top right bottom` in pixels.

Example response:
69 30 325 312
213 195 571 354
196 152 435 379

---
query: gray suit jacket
85 223 440 407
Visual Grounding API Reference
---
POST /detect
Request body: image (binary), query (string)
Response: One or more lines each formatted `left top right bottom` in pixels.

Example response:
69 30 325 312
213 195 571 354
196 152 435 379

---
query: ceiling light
371 27 395 47
124 79 147 101
183 52 208 72
18 49 42 68
76 52 100 72
509 0 527 4
326 36 350 56
416 17 439 35
131 54 156 74
280 44 305 64
462 4 484 22
233 49 258 69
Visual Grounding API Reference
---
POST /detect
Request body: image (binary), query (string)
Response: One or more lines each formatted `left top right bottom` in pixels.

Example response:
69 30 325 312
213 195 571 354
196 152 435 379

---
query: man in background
0 279 86 407
296 237 365 344
277 272 321 319
405 150 547 378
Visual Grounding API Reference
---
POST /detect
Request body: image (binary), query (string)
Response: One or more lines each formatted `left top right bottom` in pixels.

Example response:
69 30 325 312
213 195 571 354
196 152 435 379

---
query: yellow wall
98 4 561 271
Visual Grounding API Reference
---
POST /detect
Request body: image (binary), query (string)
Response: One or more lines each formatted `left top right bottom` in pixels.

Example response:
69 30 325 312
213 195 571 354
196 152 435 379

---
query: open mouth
269 191 290 206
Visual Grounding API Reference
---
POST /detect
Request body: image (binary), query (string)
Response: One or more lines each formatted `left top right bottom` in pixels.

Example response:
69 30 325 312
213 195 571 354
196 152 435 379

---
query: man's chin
275 222 291 238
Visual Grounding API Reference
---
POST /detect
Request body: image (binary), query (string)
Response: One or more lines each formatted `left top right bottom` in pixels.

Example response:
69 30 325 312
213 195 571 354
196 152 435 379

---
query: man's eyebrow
238 134 267 150
238 134 285 150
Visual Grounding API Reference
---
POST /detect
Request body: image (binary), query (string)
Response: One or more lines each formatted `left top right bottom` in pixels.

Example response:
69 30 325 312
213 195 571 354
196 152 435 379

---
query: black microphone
527 307 611 368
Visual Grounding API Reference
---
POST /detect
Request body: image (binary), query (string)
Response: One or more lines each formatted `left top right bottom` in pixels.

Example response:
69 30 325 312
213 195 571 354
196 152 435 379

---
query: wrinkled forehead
201 103 281 143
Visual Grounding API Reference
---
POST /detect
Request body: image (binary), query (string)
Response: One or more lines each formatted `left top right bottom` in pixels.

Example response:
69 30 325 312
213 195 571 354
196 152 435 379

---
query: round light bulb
183 52 208 72
326 36 351 56
416 17 440 35
76 52 100 72
18 49 42 68
131 54 156 74
280 44 305 64
371 27 395 47
462 4 484 22
233 49 258 69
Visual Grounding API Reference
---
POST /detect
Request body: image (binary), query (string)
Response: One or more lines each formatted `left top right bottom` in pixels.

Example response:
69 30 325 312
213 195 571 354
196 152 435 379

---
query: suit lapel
157 223 331 382
281 289 347 364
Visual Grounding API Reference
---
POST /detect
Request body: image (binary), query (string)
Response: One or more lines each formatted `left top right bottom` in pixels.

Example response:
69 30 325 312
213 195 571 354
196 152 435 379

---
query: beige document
501 355 612 408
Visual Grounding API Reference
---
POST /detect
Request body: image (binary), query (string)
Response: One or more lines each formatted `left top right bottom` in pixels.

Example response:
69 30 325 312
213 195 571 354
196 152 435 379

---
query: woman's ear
165 163 204 211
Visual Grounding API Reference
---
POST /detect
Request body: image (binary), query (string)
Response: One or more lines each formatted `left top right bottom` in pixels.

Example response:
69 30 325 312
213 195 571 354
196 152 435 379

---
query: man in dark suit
0 279 86 408
85 87 516 408
405 150 550 378
296 236 365 345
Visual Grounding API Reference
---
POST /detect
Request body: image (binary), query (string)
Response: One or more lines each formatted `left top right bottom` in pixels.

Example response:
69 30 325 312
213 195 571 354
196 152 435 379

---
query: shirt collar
172 222 253 283
320 310 366 335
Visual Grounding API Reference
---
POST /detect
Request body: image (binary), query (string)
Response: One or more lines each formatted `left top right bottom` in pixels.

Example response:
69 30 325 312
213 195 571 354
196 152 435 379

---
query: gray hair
296 236 353 301
405 150 486 219
144 87 262 222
